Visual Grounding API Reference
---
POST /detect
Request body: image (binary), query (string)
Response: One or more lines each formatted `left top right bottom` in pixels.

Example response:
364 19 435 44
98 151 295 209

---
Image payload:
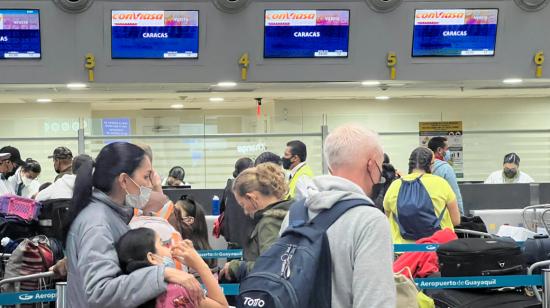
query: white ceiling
2 79 550 110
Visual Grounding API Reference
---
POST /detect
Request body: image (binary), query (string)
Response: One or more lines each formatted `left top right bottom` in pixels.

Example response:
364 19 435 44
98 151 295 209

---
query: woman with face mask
64 142 203 308
219 162 291 282
7 158 41 198
484 153 535 184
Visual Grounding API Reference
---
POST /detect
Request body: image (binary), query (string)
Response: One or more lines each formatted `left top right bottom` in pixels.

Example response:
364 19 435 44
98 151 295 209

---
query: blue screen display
0 10 40 59
111 11 199 59
264 10 349 58
412 9 498 57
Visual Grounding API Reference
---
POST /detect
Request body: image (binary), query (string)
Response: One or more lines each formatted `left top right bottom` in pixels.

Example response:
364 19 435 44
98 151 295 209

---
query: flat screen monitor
264 10 350 58
412 9 498 57
111 10 199 59
0 9 40 59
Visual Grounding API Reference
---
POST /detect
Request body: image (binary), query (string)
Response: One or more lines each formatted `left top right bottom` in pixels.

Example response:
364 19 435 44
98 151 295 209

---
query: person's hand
171 240 208 272
152 169 163 192
143 191 169 214
164 268 204 303
219 261 233 282
49 258 67 279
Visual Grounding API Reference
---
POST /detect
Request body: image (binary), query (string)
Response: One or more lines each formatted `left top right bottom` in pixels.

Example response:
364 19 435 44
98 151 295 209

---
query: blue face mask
154 254 176 268
444 150 452 162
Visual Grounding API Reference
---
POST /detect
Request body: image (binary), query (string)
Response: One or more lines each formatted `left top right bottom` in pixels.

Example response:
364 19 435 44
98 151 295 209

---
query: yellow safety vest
287 163 314 199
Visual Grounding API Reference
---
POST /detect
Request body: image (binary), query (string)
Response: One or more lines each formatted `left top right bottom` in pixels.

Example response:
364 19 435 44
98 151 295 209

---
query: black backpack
237 198 372 308
37 198 71 242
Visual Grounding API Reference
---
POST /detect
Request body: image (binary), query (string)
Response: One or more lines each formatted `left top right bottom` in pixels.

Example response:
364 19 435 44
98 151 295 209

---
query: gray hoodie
66 190 167 308
281 175 396 308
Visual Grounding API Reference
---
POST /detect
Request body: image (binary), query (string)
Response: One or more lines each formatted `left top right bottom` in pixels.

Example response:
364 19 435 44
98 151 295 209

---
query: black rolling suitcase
426 289 541 308
437 238 526 277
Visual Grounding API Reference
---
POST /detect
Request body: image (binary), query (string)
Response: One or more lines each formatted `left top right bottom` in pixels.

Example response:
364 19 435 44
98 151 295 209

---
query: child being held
116 228 228 308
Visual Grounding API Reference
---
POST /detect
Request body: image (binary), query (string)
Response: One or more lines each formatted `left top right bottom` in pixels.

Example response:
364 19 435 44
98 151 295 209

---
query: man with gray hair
280 124 396 307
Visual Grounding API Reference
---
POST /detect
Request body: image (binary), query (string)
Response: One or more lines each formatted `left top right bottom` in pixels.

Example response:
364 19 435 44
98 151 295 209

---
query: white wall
273 97 550 181
3 97 550 187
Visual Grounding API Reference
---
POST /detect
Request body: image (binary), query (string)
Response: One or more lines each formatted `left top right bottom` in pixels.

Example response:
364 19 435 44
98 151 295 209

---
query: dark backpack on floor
237 198 372 308
394 175 446 240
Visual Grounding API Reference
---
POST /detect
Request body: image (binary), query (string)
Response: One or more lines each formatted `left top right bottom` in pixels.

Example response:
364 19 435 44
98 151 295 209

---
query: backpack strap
310 198 373 231
288 198 308 228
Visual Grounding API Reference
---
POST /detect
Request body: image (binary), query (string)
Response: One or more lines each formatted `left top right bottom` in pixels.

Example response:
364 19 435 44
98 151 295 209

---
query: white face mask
21 176 33 186
124 176 152 210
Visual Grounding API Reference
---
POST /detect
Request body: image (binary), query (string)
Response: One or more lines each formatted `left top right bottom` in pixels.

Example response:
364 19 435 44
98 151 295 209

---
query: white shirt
35 174 76 201
7 169 40 198
290 162 307 179
0 173 13 196
484 170 535 184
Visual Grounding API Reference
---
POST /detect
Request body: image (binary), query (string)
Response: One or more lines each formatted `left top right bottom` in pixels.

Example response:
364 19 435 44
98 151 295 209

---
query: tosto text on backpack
237 198 373 308
393 175 446 240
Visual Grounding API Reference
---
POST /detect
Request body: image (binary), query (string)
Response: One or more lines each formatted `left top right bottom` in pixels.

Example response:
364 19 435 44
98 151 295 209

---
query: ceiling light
502 78 523 84
36 98 52 103
66 83 87 89
170 104 184 109
361 80 381 86
209 97 224 102
216 81 237 87
375 96 390 100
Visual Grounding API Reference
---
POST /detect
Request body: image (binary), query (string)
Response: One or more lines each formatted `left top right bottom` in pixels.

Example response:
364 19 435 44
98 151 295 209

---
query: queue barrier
1 244 549 305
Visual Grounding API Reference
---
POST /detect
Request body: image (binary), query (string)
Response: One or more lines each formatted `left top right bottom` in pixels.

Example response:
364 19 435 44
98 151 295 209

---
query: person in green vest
282 140 314 199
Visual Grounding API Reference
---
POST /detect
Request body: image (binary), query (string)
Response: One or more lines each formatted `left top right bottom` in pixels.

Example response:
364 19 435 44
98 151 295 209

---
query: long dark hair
64 142 146 243
116 228 157 274
175 195 216 267
408 147 433 174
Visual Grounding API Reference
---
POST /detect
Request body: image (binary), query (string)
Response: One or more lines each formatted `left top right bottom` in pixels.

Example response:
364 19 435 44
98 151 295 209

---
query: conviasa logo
416 12 465 19
266 12 315 20
112 13 163 21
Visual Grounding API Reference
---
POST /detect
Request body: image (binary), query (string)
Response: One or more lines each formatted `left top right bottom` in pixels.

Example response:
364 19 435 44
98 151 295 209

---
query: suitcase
437 238 526 277
426 289 541 308
523 235 550 268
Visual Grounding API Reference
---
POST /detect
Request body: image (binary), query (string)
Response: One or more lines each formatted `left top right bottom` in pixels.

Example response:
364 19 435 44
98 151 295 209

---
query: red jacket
393 228 457 278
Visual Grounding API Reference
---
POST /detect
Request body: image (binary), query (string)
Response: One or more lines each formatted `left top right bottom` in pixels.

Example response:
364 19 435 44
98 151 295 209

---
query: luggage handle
481 265 524 276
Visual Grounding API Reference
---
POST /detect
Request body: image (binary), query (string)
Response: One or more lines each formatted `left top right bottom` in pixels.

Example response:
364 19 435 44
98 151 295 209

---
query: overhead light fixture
375 96 390 100
216 81 237 87
209 97 224 102
361 80 381 86
502 78 523 84
36 98 52 103
170 104 184 109
66 83 87 89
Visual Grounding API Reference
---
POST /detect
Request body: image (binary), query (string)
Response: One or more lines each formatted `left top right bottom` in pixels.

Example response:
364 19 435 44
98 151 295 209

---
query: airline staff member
485 153 534 184
282 140 314 199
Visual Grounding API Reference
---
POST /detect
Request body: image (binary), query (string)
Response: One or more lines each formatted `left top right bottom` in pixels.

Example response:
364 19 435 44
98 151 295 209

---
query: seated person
485 153 534 184
163 166 190 187
384 147 460 244
116 228 228 308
